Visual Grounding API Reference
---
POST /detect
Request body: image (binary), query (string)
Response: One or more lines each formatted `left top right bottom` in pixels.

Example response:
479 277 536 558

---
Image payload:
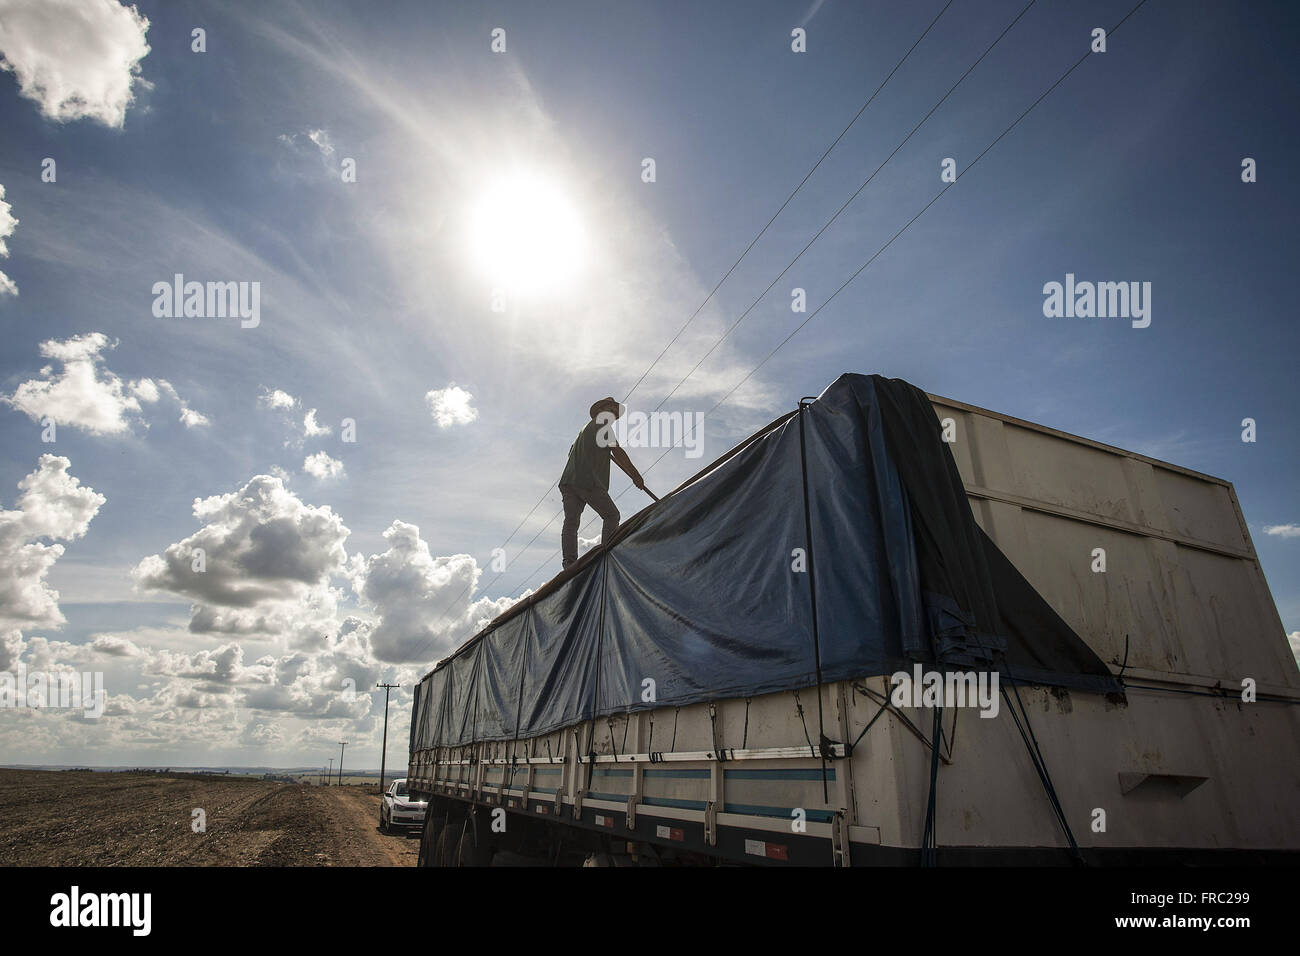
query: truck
406 373 1300 866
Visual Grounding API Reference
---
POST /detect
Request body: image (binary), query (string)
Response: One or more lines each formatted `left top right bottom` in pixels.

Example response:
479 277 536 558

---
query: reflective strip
744 839 789 861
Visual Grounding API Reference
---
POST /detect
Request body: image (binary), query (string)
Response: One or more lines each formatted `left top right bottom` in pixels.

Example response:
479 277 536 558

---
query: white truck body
409 392 1299 865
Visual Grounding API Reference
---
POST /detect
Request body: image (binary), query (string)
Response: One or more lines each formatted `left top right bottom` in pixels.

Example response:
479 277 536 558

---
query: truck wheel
417 814 440 867
455 824 495 867
436 820 464 867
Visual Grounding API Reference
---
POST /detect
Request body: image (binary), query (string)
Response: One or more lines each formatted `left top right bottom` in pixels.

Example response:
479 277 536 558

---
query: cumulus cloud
425 384 478 428
259 387 298 410
303 408 331 437
0 455 105 636
0 0 152 127
0 182 17 296
91 634 143 657
131 474 350 635
126 624 377 719
3 333 206 434
178 406 209 428
1264 524 1300 539
1289 631 1299 670
303 451 344 480
351 520 516 663
3 466 530 760
259 386 331 444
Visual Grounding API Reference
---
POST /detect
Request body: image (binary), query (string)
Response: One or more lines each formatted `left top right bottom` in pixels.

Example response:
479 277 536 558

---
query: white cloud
1288 631 1299 669
307 128 334 155
0 182 17 296
157 379 209 428
277 128 335 156
303 451 344 480
259 388 333 445
0 455 105 636
91 634 143 657
303 408 331 437
259 387 298 410
3 333 206 434
351 520 516 663
0 0 152 128
131 474 350 635
425 384 478 428
177 406 210 428
1263 524 1300 539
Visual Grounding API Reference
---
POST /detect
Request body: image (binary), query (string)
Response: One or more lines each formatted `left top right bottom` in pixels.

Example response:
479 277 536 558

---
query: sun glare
467 172 587 295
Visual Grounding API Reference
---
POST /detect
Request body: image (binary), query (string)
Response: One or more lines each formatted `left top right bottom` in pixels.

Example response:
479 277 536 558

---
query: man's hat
590 396 623 419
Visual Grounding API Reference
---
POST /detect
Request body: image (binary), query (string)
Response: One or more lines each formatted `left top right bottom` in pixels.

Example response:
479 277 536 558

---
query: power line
502 0 1045 592
647 0 1039 415
403 2 957 663
462 0 1010 605
620 0 956 405
504 0 1151 597
495 0 1042 599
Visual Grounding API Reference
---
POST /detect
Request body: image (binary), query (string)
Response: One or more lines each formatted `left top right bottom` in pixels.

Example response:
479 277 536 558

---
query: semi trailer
407 373 1300 866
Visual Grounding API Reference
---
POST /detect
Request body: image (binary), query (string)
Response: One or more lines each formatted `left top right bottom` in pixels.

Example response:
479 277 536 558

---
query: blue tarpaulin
411 374 1118 752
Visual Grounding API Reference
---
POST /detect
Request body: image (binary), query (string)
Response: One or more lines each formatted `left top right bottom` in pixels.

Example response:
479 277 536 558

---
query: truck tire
454 821 495 867
436 820 464 867
416 813 440 867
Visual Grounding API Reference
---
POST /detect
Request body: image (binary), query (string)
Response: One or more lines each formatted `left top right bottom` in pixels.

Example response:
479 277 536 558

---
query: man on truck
559 396 653 569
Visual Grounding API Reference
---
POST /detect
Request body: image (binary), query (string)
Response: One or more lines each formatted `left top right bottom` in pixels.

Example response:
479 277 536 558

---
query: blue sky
0 0 1295 768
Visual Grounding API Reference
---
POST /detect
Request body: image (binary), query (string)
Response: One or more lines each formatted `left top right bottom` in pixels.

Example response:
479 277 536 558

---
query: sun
467 172 587 295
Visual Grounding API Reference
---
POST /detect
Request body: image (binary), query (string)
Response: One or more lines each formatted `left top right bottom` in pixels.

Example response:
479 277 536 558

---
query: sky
0 0 1295 770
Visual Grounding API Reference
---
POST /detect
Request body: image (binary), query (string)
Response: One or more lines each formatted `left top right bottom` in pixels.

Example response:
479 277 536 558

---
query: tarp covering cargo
411 373 1119 752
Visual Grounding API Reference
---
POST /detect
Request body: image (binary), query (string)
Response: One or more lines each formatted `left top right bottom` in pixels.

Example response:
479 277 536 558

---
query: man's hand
612 446 655 498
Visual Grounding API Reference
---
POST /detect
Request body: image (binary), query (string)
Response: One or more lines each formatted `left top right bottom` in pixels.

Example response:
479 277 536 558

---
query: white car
380 778 428 832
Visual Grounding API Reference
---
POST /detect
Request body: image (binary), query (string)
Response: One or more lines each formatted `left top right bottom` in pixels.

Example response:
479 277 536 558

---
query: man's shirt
560 417 616 492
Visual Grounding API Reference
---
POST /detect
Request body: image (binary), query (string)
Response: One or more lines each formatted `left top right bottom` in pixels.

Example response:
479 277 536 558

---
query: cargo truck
407 373 1300 866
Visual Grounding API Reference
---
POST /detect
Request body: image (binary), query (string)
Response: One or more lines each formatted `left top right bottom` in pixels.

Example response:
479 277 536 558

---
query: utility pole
337 741 347 786
327 757 333 787
376 682 400 793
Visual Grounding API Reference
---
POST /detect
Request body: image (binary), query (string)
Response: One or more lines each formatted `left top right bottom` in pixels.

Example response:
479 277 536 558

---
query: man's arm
610 446 646 490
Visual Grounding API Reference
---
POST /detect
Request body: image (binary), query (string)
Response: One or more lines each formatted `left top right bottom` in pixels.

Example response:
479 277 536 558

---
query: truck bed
408 385 1299 865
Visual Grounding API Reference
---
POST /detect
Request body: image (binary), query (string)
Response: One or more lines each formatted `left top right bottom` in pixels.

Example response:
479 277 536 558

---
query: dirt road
0 769 419 866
